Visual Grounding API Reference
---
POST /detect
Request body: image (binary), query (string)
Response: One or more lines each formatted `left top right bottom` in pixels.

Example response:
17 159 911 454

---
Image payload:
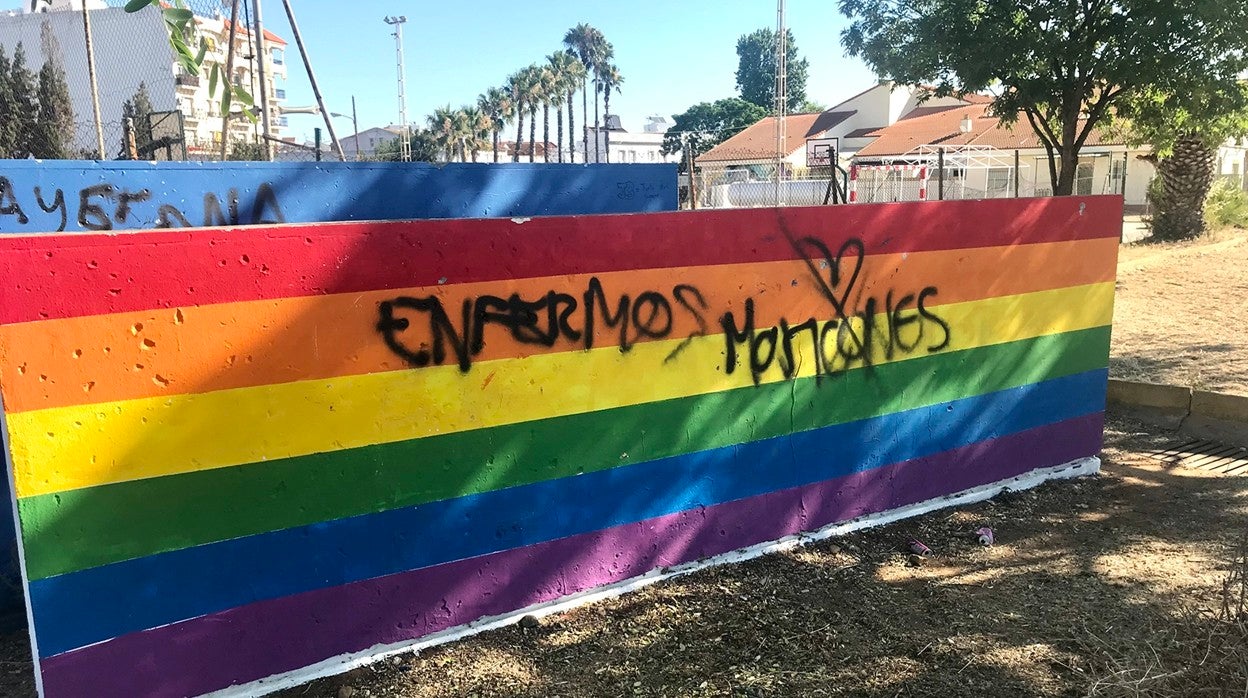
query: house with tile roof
697 82 968 171
849 98 1156 206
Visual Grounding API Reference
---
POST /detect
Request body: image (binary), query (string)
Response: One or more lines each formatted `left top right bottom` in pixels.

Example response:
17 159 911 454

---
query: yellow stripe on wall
7 283 1114 498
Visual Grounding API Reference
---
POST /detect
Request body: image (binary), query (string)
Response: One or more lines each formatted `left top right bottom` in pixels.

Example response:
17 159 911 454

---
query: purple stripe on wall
39 412 1103 698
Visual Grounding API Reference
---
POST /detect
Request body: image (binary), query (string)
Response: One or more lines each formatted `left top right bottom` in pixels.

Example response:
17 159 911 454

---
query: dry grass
1111 229 1248 395
1080 531 1248 697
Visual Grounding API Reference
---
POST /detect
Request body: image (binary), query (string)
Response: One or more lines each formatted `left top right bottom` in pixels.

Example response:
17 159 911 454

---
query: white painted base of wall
213 455 1101 698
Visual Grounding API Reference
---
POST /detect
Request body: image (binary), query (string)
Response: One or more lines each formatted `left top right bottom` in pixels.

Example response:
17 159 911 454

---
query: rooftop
854 101 1120 158
699 111 857 163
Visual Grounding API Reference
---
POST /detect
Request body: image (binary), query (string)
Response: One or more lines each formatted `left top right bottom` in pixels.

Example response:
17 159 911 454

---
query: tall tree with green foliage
32 55 75 159
561 51 586 163
508 68 541 162
8 43 39 158
536 65 556 163
427 105 459 162
563 24 608 162
840 0 1248 196
0 46 16 158
735 28 809 113
514 65 544 162
120 82 156 158
459 106 491 162
1118 81 1248 239
661 98 769 172
478 86 515 163
374 128 440 163
547 50 579 162
596 63 623 163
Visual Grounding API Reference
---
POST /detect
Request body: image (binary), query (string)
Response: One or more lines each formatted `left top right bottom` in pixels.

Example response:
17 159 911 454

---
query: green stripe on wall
19 326 1111 581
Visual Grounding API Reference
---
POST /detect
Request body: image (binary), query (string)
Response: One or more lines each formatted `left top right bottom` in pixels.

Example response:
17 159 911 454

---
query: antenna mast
384 15 411 162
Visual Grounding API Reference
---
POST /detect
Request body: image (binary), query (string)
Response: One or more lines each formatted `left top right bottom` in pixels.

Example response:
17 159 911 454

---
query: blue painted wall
0 159 675 628
0 161 677 234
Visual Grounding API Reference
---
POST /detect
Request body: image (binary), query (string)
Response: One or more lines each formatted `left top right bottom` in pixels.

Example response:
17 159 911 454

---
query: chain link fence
689 148 1141 209
690 156 853 209
0 0 327 162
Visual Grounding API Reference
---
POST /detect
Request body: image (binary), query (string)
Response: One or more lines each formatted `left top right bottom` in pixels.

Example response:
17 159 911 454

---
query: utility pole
351 95 360 162
252 0 274 160
384 16 411 162
773 0 787 207
80 2 105 159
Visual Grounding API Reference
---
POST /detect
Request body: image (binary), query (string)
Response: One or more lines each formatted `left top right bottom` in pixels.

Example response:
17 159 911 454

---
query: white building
2 1 174 155
338 126 403 160
179 15 289 156
584 115 682 165
2 0 287 158
1217 138 1248 190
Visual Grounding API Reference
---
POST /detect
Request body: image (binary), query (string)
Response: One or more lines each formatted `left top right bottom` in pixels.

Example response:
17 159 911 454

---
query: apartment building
179 14 289 154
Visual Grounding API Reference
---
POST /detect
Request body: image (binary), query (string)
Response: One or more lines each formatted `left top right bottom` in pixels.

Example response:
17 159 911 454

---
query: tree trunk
581 76 588 163
1153 134 1216 240
1053 145 1079 196
603 91 611 164
543 102 551 163
567 90 576 164
493 128 499 163
592 78 600 163
529 107 537 163
556 106 563 163
514 106 524 163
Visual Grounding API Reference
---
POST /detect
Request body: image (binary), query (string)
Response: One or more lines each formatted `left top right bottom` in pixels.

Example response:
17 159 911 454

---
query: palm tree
511 66 543 163
507 71 527 162
562 53 586 163
536 66 558 164
526 65 546 162
478 87 514 163
460 106 492 162
596 63 623 163
563 24 607 163
426 105 458 162
591 42 615 162
547 51 577 163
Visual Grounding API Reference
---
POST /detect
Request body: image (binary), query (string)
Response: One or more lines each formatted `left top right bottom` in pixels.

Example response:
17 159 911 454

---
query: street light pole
384 16 410 162
329 97 360 161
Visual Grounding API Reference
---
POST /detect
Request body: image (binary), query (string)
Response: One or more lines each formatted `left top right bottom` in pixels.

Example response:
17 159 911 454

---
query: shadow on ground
255 410 1247 698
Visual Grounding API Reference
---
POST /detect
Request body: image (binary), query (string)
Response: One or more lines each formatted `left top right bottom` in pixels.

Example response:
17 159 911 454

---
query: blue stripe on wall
0 161 677 234
31 369 1107 656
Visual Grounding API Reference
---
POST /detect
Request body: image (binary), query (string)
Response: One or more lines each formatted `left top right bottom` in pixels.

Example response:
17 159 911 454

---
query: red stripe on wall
0 197 1122 324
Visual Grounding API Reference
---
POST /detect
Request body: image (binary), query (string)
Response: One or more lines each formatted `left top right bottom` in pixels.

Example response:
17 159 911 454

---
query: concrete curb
1107 379 1248 447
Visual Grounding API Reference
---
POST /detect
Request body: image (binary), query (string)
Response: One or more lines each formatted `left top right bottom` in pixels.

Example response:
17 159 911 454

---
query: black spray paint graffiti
0 177 285 232
720 237 950 385
376 279 709 373
376 234 951 383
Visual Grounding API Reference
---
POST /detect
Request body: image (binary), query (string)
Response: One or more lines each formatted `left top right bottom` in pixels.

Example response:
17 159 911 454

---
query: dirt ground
1111 228 1248 395
0 421 1240 698
248 412 1241 698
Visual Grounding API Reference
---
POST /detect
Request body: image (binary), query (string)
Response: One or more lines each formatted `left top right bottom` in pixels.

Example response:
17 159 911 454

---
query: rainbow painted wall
0 197 1120 697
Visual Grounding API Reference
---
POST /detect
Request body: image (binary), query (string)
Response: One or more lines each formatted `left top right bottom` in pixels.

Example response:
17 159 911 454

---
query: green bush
1204 177 1248 230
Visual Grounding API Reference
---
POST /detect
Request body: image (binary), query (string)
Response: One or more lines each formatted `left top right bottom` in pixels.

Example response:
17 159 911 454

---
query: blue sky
11 1 879 143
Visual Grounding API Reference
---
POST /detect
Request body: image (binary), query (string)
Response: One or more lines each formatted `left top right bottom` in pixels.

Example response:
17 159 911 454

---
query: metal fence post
937 147 945 200
315 127 322 162
1014 149 1021 198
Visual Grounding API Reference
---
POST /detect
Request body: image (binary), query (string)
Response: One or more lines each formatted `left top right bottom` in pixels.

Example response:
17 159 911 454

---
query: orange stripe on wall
0 238 1118 413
